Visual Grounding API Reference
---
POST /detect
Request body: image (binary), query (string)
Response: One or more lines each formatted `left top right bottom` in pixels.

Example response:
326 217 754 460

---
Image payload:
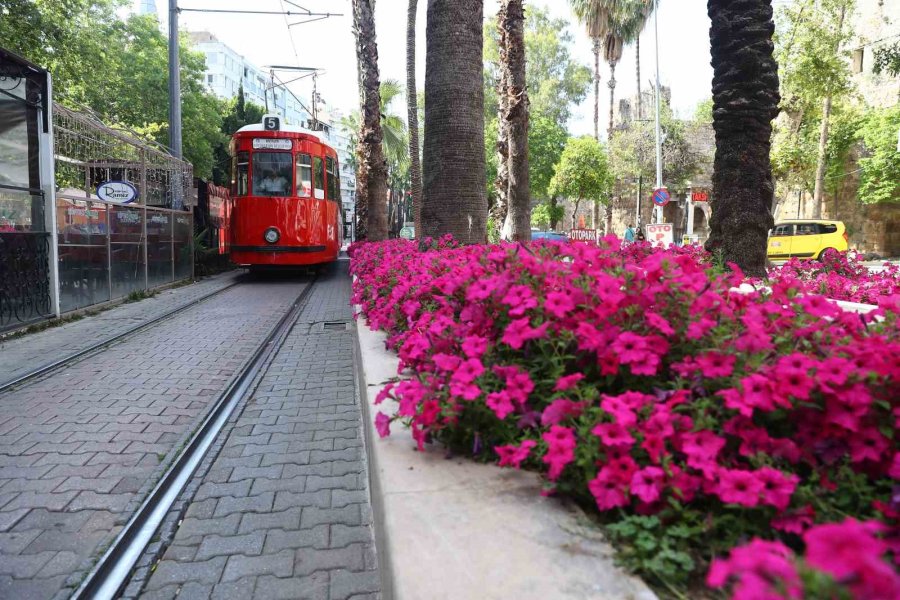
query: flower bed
768 253 900 305
350 237 899 598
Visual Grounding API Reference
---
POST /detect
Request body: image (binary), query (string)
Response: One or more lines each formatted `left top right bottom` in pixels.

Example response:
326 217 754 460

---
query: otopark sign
651 187 670 207
568 228 598 243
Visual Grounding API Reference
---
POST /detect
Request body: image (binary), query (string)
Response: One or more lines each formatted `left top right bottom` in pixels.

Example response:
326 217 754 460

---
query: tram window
325 157 338 201
252 152 293 196
296 154 312 197
235 152 249 196
313 156 325 200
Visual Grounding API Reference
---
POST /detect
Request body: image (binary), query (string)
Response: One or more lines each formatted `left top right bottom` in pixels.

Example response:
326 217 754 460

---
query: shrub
350 237 899 595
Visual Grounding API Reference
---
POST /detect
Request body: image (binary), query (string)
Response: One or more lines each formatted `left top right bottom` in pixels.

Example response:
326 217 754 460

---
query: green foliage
605 515 698 586
0 5 225 179
609 97 703 190
873 42 900 77
549 136 613 205
486 215 501 243
857 104 900 204
486 114 568 202
213 86 266 184
530 201 564 230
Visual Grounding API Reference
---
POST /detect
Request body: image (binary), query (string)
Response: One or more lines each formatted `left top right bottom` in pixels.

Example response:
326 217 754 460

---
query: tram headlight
264 227 280 244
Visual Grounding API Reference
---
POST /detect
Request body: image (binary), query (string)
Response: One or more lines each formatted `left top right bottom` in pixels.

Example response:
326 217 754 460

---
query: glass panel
296 154 312 197
147 210 173 288
251 152 292 196
173 212 193 281
56 198 107 245
109 204 145 299
796 223 818 236
0 187 43 232
235 151 249 196
0 77 39 191
58 244 109 313
820 224 837 234
313 156 324 199
325 157 335 200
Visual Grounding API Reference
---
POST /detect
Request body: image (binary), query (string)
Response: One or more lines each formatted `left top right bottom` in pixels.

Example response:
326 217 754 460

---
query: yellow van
767 220 849 262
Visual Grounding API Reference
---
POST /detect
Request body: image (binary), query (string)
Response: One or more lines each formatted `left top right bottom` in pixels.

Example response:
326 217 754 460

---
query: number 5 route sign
652 187 670 206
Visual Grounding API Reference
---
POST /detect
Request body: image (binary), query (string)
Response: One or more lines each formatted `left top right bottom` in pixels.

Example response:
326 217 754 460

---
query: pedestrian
624 223 635 243
636 227 645 242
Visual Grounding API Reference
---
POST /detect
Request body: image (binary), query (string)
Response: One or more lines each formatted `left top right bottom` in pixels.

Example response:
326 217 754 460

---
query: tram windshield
252 152 293 196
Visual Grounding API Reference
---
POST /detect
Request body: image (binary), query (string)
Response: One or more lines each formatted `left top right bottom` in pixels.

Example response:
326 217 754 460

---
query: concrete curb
354 316 658 600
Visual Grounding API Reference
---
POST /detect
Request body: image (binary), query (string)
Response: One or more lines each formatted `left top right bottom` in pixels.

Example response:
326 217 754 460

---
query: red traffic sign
652 187 670 206
691 190 709 202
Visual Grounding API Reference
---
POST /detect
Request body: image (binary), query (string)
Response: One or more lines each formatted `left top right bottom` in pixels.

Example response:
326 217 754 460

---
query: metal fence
52 104 195 314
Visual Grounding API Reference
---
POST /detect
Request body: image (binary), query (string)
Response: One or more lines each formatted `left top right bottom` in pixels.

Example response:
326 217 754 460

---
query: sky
143 0 714 137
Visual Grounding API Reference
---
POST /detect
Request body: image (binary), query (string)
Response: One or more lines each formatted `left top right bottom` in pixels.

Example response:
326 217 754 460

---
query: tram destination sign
252 138 293 150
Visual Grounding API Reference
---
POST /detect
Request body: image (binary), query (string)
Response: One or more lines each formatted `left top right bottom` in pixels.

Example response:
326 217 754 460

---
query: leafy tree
212 86 265 184
484 6 591 125
873 42 900 77
530 201 565 230
487 114 568 202
549 136 613 228
774 0 855 217
609 96 702 190
857 104 900 205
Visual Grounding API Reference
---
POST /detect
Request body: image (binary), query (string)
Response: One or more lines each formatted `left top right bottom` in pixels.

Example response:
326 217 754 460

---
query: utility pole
652 0 663 224
311 72 318 125
168 0 182 158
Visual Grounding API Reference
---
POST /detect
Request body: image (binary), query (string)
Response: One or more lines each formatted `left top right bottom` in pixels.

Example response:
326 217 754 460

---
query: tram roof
235 123 325 141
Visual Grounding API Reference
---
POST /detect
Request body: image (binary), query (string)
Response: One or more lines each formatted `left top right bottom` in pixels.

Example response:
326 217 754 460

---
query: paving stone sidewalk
139 261 380 600
0 280 307 600
0 270 243 385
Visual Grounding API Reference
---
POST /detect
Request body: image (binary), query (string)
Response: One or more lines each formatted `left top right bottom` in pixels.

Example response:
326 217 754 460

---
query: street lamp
652 0 663 224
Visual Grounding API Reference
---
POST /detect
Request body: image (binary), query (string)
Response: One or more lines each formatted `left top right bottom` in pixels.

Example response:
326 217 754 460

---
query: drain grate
322 321 349 331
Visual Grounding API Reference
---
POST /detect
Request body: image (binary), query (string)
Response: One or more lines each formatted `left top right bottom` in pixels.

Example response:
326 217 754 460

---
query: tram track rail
0 280 242 395
70 276 316 600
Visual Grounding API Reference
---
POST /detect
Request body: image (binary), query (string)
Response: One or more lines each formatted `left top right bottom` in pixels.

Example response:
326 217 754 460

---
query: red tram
229 116 342 268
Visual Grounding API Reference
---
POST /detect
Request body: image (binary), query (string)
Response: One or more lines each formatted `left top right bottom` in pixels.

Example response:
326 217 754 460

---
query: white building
188 31 313 129
850 0 900 108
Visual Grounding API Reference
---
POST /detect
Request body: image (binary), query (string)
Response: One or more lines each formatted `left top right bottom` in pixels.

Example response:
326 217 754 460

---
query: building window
207 74 214 84
852 48 864 74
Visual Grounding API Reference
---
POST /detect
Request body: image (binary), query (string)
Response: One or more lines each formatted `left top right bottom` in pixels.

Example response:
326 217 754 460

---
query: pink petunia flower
707 539 801 600
375 412 391 438
486 391 516 419
495 439 537 468
540 399 584 426
715 469 763 507
542 425 576 481
553 373 585 392
501 318 549 349
696 352 736 378
756 467 799 511
630 466 665 504
543 290 576 319
588 469 629 511
591 422 635 448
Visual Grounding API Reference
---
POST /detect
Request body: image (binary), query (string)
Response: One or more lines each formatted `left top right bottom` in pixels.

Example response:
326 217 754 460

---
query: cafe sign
97 181 139 204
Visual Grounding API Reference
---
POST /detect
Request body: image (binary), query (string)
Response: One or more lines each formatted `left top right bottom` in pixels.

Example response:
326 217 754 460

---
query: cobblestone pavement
0 270 243 386
139 260 381 600
0 279 308 600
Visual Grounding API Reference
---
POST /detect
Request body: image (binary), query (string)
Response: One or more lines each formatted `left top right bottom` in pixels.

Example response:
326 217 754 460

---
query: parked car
767 220 848 262
531 231 569 242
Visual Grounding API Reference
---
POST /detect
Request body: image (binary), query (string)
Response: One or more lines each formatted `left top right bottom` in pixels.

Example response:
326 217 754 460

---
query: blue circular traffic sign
652 187 670 207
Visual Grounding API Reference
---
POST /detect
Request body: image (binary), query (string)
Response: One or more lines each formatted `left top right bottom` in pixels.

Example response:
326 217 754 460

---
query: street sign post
568 228 598 243
645 223 674 247
652 187 670 207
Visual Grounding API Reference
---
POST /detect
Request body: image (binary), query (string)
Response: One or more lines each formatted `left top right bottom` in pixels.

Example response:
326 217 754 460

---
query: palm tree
406 0 423 235
499 0 530 242
705 0 780 277
569 0 612 141
423 0 487 244
605 0 652 138
352 0 388 241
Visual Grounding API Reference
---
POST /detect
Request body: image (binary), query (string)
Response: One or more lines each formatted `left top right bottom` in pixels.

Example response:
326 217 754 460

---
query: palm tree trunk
423 0 487 244
406 0 423 236
812 5 846 220
593 37 601 141
352 0 389 241
705 0 780 277
635 37 641 120
608 60 617 139
501 0 530 242
493 3 510 229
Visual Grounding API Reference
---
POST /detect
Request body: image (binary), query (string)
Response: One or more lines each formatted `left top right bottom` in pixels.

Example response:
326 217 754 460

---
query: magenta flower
544 290 576 319
630 466 665 504
588 469 629 511
715 469 763 507
486 391 516 419
542 425 576 481
612 331 651 364
540 399 584 426
461 335 489 359
495 439 536 468
501 318 549 349
591 422 635 448
756 467 799 511
501 284 538 317
695 352 736 378
375 412 391 438
553 372 584 392
707 539 801 600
